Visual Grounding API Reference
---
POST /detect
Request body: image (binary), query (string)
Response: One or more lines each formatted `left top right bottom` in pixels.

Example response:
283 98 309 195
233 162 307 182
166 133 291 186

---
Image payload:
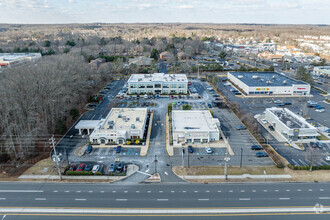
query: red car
69 164 77 171
76 163 85 171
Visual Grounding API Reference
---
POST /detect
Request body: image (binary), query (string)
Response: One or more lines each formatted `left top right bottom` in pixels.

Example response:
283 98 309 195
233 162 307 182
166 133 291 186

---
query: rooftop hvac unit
122 116 127 121
108 120 114 126
238 75 243 78
118 114 122 118
136 117 140 122
272 75 276 79
131 124 135 129
283 80 287 84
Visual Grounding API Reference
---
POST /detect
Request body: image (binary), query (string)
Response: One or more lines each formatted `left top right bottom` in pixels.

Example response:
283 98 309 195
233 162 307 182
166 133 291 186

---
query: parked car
234 92 242 95
236 125 246 130
315 105 324 109
208 103 212 108
123 165 127 173
273 100 282 104
316 109 325 113
85 145 93 154
116 146 122 153
310 142 318 148
69 164 77 171
277 103 285 107
188 145 194 153
268 125 275 131
325 155 330 162
92 165 100 173
316 141 324 148
84 164 92 171
108 163 115 173
205 147 213 154
251 145 263 150
76 163 85 171
283 102 292 105
116 162 124 173
256 152 268 157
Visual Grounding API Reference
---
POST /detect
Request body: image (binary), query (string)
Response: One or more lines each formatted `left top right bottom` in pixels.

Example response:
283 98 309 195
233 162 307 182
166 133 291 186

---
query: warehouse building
264 107 317 142
0 53 41 68
89 108 148 145
227 72 310 96
172 110 220 145
127 73 188 95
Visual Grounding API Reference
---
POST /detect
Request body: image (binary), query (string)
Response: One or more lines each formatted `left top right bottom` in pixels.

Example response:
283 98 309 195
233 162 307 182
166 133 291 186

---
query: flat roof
172 110 219 132
229 72 307 87
0 53 41 61
128 73 188 83
75 120 102 129
102 108 148 131
267 107 314 129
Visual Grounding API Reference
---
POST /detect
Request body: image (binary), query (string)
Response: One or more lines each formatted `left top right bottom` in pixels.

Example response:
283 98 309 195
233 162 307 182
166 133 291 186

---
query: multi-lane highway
0 182 329 219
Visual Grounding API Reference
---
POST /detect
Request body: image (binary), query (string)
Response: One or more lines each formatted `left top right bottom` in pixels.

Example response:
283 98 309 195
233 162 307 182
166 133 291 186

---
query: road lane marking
136 191 140 193
320 189 324 191
194 191 198 193
116 199 127 201
286 190 290 192
159 191 163 193
252 190 256 192
217 191 221 193
170 191 175 193
35 198 46 201
53 191 58 193
239 198 251 201
112 191 116 193
263 190 268 192
297 189 301 191
182 191 186 193
76 191 81 193
89 191 93 193
157 199 168 201
279 198 290 200
240 190 245 192
65 191 69 193
308 189 312 191
124 191 128 193
147 191 151 193
275 190 279 192
198 199 209 201
0 190 43 193
206 191 210 193
229 190 233 192
100 191 104 193
0 198 6 200
75 199 86 201
319 197 330 200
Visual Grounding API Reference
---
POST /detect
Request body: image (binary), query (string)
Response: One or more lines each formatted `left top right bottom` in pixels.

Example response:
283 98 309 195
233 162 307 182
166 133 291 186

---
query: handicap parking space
120 147 140 156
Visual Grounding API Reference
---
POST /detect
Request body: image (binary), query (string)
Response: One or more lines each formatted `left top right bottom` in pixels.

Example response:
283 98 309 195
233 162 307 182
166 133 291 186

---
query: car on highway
188 145 194 153
76 163 85 171
325 155 330 162
85 145 93 154
251 145 263 150
116 162 124 173
92 165 100 173
236 125 246 130
268 125 275 131
69 164 77 171
205 147 213 154
84 164 92 171
108 163 115 173
256 152 268 157
116 146 122 153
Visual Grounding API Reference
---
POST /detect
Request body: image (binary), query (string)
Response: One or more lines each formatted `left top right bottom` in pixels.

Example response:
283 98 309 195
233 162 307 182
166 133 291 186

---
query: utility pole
154 155 157 173
224 150 230 180
240 148 243 168
182 147 184 168
49 135 62 180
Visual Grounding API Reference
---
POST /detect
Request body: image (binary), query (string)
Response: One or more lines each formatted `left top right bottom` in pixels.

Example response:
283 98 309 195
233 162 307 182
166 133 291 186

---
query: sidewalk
179 174 292 180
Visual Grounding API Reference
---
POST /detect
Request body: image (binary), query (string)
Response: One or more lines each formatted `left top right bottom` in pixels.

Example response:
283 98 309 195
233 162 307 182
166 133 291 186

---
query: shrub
94 171 103 175
65 171 93 175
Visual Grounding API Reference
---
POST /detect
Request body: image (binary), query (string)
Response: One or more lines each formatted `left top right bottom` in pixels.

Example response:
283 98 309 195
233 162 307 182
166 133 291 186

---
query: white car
261 119 267 124
274 100 282 104
205 147 213 154
316 109 325 113
92 165 100 173
325 156 330 162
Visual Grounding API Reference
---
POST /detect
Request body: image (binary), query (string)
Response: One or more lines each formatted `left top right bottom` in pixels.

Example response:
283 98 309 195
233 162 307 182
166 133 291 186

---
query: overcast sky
0 0 328 24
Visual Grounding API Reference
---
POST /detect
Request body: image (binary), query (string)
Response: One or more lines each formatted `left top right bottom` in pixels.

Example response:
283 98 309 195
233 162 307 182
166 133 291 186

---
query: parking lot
88 147 141 157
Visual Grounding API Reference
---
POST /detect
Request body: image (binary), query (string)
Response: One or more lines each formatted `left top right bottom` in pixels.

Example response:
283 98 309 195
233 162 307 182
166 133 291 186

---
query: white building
88 108 148 145
172 110 220 145
228 72 310 96
0 53 42 68
127 73 188 95
264 107 318 142
313 66 330 77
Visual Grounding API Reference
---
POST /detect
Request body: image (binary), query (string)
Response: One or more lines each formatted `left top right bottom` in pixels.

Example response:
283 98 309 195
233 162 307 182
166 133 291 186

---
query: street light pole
224 150 229 180
240 148 243 168
49 135 62 180
182 147 184 168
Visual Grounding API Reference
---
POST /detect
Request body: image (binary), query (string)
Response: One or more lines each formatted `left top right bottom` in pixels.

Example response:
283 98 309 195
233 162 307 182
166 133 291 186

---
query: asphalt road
0 182 329 219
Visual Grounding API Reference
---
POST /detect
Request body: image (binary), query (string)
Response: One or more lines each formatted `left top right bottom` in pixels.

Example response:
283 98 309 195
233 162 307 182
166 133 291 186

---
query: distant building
127 73 188 95
177 52 189 61
264 107 318 142
228 72 310 96
0 53 41 68
313 66 330 77
89 58 106 70
172 110 220 145
128 56 154 67
89 108 148 145
159 51 174 61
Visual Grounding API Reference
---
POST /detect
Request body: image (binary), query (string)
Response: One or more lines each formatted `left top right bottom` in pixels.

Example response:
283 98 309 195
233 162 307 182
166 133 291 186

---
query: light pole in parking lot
182 147 184 168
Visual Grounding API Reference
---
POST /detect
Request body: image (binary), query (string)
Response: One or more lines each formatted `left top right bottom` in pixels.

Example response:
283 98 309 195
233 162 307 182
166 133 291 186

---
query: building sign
297 88 306 90
255 88 270 91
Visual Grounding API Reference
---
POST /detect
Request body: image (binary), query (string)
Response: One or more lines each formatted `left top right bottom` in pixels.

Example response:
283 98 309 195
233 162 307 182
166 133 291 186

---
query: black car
310 142 318 148
268 125 275 131
251 145 263 150
284 102 292 105
84 164 92 171
116 162 124 173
